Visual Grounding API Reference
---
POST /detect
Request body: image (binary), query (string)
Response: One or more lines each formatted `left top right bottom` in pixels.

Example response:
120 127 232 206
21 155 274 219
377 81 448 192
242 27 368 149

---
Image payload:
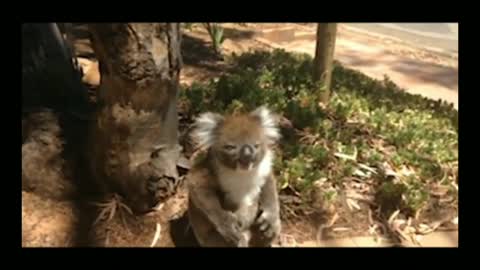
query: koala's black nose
239 144 255 161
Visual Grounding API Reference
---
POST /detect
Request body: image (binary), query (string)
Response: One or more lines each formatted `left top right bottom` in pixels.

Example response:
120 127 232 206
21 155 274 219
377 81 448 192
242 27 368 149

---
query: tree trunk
313 23 337 103
87 23 183 215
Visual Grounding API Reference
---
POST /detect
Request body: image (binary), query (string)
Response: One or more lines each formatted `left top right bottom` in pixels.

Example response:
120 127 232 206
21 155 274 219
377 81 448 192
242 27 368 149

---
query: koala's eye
223 144 236 151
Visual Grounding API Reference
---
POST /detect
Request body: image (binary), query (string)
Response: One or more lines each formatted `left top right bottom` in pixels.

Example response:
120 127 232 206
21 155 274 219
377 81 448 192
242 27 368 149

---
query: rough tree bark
313 23 337 103
87 23 183 215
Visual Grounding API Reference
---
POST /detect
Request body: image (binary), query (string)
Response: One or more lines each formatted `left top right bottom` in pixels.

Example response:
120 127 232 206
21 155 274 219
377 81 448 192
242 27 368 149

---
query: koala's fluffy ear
250 106 281 143
191 112 224 149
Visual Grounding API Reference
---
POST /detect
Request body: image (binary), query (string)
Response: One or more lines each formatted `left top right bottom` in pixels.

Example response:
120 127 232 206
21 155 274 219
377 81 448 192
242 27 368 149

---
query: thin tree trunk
313 23 337 103
87 23 183 214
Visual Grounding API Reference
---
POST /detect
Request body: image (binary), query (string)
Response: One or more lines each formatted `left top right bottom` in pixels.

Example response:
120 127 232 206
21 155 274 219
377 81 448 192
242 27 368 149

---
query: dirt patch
89 186 189 247
22 191 79 247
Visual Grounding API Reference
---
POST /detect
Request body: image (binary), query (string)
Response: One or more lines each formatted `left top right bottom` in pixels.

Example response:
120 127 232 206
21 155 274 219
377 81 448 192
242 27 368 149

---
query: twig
150 223 162 247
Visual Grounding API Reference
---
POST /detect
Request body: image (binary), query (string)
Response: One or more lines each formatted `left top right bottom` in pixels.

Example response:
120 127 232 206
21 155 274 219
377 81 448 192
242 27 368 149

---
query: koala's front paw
217 213 247 246
255 210 281 240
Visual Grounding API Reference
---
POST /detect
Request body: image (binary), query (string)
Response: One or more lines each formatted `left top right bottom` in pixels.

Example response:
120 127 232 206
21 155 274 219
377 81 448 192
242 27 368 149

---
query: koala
187 106 281 247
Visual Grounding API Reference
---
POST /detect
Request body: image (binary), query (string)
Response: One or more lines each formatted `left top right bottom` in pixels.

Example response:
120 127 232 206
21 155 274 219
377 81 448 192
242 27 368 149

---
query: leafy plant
180 48 458 220
203 23 225 58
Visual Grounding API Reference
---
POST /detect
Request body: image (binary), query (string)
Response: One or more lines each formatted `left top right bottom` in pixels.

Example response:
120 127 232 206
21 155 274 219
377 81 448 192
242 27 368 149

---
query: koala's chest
219 170 266 207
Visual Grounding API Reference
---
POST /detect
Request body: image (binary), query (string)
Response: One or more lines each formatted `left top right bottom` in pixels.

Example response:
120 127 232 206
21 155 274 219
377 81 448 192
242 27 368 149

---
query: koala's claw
259 221 270 232
255 210 280 239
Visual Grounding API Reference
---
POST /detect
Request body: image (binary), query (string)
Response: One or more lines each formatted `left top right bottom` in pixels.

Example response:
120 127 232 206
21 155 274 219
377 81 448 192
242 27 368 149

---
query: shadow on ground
181 34 226 71
338 49 458 91
222 26 255 41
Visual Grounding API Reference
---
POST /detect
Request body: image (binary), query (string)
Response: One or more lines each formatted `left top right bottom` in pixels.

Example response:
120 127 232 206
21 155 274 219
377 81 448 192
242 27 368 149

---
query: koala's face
192 106 280 171
213 115 268 170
